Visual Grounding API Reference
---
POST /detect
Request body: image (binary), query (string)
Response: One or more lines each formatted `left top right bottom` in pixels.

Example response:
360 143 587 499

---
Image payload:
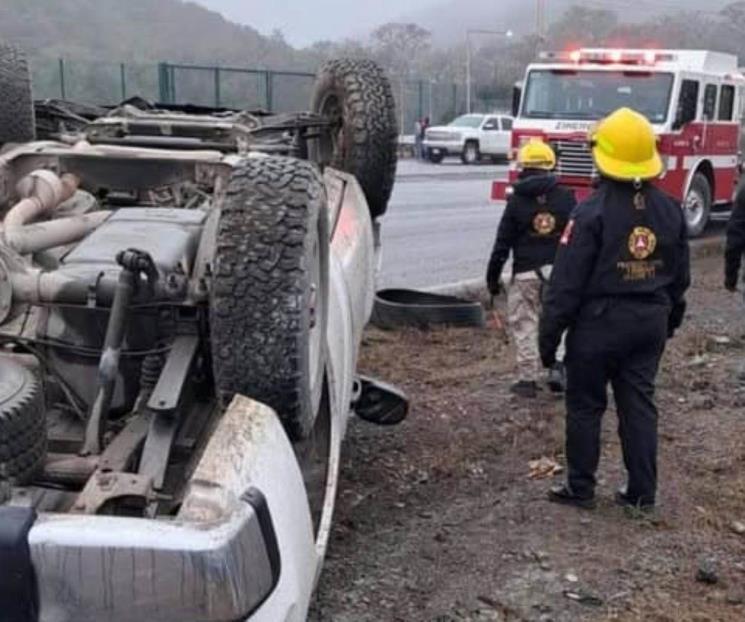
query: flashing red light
643 51 656 64
569 50 581 63
610 50 623 63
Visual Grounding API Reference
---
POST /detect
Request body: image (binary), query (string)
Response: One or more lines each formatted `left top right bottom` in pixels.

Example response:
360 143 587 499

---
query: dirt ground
310 252 745 622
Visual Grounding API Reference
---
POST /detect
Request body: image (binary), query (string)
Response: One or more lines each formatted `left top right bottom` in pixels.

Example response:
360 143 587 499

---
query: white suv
424 113 513 164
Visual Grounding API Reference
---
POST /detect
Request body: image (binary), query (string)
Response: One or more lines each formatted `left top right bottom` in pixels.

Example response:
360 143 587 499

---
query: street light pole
465 28 513 114
466 35 472 114
429 79 435 120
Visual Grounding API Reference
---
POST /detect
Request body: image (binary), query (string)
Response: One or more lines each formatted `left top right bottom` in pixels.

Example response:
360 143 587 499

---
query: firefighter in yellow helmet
486 139 576 398
539 108 690 511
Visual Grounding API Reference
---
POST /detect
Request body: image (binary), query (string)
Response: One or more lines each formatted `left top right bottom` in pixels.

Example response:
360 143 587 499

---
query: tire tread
311 59 398 219
209 156 326 441
0 42 35 144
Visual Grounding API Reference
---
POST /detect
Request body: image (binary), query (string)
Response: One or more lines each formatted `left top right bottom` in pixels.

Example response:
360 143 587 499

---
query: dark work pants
564 300 668 504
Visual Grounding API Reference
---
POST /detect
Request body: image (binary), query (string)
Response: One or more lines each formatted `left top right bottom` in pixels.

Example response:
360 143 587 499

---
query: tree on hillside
307 39 371 62
711 2 745 58
371 23 432 77
547 5 619 47
720 0 745 24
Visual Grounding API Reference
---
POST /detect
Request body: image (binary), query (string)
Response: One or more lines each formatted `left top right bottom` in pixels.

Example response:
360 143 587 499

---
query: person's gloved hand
486 264 503 296
487 276 502 296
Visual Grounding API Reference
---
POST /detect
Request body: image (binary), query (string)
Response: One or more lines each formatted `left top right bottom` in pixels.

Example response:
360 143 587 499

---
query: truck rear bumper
26 396 317 622
30 488 279 622
491 180 512 201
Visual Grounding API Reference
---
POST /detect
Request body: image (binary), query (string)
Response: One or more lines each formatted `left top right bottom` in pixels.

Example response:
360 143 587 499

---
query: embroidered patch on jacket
560 219 575 245
533 211 556 235
628 226 657 260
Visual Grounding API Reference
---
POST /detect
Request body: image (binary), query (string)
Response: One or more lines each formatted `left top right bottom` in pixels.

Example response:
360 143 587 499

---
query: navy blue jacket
539 179 690 366
486 172 576 290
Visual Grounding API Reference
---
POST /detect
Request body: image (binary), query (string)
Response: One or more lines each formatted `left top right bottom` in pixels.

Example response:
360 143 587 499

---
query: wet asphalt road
380 160 728 290
379 159 508 289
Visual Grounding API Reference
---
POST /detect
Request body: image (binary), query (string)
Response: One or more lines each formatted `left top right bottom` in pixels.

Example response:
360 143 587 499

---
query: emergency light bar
539 49 676 65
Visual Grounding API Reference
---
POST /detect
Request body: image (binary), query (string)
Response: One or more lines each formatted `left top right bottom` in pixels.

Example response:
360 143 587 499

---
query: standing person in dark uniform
724 182 745 291
539 108 690 510
486 140 576 398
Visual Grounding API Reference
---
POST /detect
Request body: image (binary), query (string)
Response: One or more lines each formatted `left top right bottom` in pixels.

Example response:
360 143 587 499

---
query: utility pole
466 34 472 114
536 0 546 46
400 78 406 136
429 80 435 120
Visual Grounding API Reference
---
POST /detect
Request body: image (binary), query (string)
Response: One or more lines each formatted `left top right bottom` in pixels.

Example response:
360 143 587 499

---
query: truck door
713 83 739 202
481 116 501 155
702 83 718 150
675 78 701 144
737 85 745 157
499 117 513 156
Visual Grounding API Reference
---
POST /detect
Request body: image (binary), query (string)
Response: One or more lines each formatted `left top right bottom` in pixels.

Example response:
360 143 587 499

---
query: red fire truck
493 48 745 236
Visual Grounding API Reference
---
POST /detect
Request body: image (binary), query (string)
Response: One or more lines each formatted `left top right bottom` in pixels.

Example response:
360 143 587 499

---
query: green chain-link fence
156 63 316 111
31 56 508 127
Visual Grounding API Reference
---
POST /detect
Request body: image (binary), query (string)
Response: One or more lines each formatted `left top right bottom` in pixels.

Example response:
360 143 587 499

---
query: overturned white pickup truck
0 44 406 622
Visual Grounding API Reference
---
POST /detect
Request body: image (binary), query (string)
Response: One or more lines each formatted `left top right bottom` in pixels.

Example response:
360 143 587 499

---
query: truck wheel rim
318 93 343 166
684 187 706 229
308 234 325 416
465 145 477 163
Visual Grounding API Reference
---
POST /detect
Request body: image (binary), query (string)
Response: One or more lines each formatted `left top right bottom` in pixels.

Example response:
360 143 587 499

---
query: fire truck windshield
522 70 674 123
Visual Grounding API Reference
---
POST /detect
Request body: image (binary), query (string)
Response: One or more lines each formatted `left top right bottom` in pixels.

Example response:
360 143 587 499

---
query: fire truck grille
551 140 596 178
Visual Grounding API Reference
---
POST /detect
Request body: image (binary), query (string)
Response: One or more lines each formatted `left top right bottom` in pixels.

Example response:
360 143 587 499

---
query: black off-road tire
0 42 35 145
210 156 329 442
371 289 486 330
0 360 46 485
310 58 398 219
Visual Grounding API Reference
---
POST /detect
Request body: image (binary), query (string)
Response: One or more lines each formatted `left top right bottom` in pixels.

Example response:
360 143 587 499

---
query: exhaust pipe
0 170 103 255
4 170 80 230
4 211 111 255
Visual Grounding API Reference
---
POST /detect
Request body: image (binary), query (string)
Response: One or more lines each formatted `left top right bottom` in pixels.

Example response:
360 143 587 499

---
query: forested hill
0 0 309 69
402 0 732 46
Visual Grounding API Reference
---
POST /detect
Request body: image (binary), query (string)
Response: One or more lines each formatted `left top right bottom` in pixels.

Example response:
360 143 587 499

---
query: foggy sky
196 0 439 46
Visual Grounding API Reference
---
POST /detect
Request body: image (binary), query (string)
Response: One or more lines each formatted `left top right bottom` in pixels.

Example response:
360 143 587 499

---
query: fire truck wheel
684 172 711 238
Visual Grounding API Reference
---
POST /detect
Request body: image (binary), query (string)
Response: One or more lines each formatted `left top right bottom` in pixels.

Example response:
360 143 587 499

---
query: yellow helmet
517 139 556 171
590 107 663 181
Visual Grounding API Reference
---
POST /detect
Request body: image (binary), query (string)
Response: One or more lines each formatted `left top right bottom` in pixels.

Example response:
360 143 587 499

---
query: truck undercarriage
0 46 404 622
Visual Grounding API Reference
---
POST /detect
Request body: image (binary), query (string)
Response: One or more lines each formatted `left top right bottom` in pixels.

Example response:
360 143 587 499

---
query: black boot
615 487 655 512
510 380 537 398
547 362 566 393
547 484 596 509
